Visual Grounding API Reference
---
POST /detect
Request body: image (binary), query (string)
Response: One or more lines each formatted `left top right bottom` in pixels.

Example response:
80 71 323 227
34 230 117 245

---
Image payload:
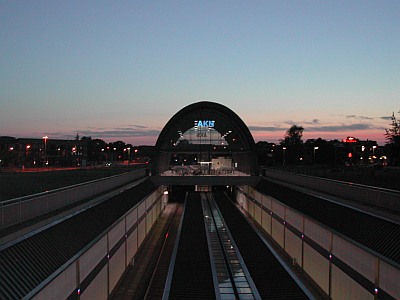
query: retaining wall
237 185 400 300
28 185 167 299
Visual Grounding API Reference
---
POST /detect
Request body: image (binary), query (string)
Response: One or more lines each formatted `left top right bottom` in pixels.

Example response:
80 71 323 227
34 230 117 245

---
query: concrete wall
237 185 400 300
31 185 167 300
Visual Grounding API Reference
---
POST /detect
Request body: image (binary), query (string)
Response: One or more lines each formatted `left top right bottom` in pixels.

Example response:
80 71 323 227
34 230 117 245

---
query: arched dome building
153 101 258 176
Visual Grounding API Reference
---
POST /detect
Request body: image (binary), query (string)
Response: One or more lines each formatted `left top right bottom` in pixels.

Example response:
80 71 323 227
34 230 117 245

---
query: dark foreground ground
0 165 146 202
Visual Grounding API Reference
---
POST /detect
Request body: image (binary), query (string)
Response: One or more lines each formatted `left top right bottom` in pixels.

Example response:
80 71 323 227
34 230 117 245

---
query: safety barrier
26 185 167 299
237 185 400 300
263 169 400 212
0 168 147 230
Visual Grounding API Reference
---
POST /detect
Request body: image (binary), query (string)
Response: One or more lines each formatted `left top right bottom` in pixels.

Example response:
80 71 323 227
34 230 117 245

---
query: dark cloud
380 116 392 121
248 126 284 132
307 123 372 132
77 128 160 138
127 124 148 129
304 119 320 125
346 115 373 120
44 125 161 140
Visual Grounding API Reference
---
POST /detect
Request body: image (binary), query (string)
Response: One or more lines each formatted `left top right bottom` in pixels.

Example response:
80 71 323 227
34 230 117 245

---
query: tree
385 111 400 144
281 125 304 146
385 111 400 165
280 125 304 163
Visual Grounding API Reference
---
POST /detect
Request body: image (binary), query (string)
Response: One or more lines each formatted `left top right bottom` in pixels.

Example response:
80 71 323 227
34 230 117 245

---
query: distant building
0 136 87 167
342 136 383 164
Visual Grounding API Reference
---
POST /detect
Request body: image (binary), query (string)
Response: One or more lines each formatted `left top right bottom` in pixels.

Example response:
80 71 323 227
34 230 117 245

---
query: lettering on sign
197 132 207 138
196 120 215 127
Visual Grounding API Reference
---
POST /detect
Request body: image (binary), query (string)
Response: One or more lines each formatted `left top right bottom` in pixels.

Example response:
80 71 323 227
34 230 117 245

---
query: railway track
161 191 312 299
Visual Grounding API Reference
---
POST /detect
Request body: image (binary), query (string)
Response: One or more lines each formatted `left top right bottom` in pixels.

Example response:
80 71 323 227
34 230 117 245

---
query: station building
153 101 258 176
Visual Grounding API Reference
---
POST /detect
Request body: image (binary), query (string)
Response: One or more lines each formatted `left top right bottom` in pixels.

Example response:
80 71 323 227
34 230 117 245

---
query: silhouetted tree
385 111 400 165
280 125 304 163
281 125 304 146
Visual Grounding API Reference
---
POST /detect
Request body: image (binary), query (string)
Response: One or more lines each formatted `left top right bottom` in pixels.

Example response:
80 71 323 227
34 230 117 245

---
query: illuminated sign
342 136 358 143
195 120 215 127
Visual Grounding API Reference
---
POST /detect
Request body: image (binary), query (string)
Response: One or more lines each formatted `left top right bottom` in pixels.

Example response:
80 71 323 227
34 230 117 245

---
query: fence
263 169 400 212
1 168 147 230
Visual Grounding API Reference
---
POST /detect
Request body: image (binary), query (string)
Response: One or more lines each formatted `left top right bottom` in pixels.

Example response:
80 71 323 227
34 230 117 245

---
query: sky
1 1 399 146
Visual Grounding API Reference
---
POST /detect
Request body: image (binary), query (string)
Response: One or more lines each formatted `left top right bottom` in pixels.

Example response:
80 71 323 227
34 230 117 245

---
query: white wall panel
286 208 303 232
125 208 137 232
303 243 330 294
108 220 125 250
272 201 285 219
271 218 284 248
254 190 262 204
109 246 125 293
261 210 271 234
138 221 146 246
146 196 152 210
304 219 331 251
33 262 76 300
261 194 271 210
285 230 303 267
236 192 248 212
254 204 261 225
152 203 158 223
331 265 374 300
126 228 138 265
80 235 107 281
248 200 255 218
138 202 146 218
379 260 400 299
146 213 152 234
247 186 255 198
81 266 108 300
333 235 376 283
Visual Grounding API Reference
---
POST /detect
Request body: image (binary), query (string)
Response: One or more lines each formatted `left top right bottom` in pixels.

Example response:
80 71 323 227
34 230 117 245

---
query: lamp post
43 136 48 167
282 147 286 167
313 146 319 164
25 145 31 168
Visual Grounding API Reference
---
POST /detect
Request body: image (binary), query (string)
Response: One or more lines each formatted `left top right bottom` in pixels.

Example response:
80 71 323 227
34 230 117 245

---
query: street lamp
43 136 48 166
282 147 286 167
313 146 319 164
26 145 31 168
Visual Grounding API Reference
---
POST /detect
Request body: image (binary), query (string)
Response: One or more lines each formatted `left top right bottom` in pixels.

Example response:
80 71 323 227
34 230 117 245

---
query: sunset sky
1 1 399 145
